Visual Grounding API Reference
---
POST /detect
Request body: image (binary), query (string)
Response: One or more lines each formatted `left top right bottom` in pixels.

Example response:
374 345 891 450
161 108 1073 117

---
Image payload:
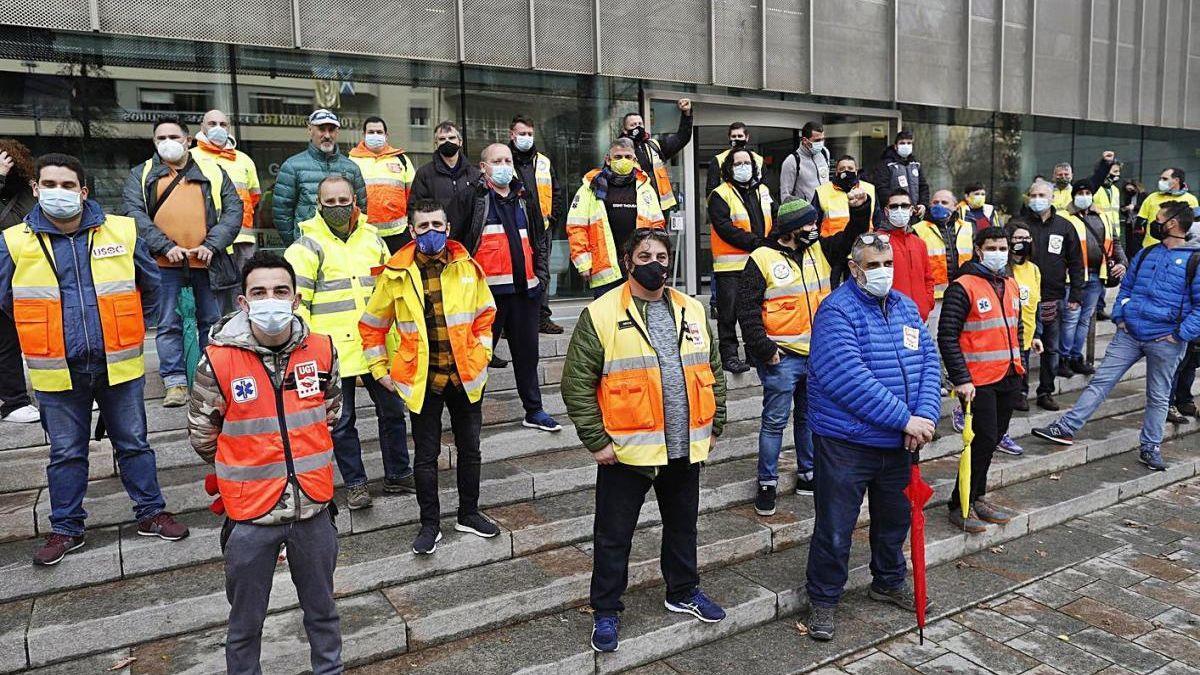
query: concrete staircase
0 302 1191 674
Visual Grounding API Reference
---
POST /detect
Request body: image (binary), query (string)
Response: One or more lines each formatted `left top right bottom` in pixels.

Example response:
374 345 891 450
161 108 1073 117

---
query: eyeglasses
857 233 890 245
885 203 912 211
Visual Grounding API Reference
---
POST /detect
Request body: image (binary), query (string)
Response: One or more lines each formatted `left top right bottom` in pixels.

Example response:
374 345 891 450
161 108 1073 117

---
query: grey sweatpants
223 510 342 675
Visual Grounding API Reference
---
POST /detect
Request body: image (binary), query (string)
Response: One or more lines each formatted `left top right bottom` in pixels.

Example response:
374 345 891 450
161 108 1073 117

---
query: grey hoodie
188 311 342 525
779 144 831 202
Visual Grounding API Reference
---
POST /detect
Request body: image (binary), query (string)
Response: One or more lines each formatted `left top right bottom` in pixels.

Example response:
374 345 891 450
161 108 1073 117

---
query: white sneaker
2 404 39 423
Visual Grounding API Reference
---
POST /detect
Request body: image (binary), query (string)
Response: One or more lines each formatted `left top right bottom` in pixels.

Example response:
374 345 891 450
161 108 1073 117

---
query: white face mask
204 126 229 147
246 298 294 335
896 143 913 158
513 135 534 152
858 266 893 298
1158 179 1173 192
364 133 387 150
981 250 1008 274
732 164 754 184
1028 197 1051 213
1074 194 1093 210
809 140 825 154
886 208 912 229
156 139 187 163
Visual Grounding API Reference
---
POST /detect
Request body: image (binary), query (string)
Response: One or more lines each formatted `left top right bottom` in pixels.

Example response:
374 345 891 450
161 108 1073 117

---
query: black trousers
949 373 1023 506
1036 301 1062 397
409 382 482 528
714 271 741 362
590 459 700 616
494 292 544 414
0 310 32 416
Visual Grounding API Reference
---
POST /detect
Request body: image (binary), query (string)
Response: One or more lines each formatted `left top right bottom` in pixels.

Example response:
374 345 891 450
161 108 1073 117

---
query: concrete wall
9 0 1199 129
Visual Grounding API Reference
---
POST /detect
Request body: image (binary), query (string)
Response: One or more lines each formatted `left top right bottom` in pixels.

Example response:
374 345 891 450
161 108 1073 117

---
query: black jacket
708 182 773 261
937 261 1025 387
509 142 565 229
410 153 483 236
1009 206 1085 304
0 175 36 231
736 198 872 364
462 180 550 291
871 146 930 210
629 113 693 192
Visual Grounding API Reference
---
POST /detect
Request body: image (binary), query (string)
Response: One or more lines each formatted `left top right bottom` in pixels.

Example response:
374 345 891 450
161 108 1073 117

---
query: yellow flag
959 400 973 519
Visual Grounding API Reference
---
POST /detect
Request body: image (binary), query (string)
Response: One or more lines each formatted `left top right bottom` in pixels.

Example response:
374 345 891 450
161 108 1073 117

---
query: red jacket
889 228 936 320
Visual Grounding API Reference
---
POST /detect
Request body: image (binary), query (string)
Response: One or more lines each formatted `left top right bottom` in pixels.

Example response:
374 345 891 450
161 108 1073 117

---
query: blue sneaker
591 615 619 652
952 407 965 433
523 410 563 432
665 588 726 622
996 434 1024 456
1139 445 1167 472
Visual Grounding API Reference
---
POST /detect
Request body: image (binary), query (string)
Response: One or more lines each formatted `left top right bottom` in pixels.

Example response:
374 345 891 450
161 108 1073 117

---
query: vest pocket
12 302 51 356
600 373 655 432
111 295 146 348
692 367 717 425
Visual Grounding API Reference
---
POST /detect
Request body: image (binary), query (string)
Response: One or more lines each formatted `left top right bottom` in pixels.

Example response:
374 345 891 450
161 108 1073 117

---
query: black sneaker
869 583 926 612
383 473 416 494
1036 394 1060 411
455 512 500 538
1179 401 1200 417
412 526 442 555
754 484 777 516
805 604 836 641
1069 358 1095 376
1055 361 1073 378
1031 423 1074 445
795 477 815 496
489 355 509 369
1013 396 1030 412
722 357 751 375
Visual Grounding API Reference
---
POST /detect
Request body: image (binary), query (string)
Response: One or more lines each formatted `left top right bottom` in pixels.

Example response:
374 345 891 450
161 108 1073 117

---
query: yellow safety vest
3 216 146 392
710 182 773 273
1011 260 1041 351
349 145 415 239
645 140 678 211
1062 210 1118 282
749 244 831 356
533 153 554 221
189 144 260 246
1052 186 1073 211
815 180 875 238
565 169 666 288
285 213 391 377
1091 182 1121 232
588 285 717 466
1138 191 1200 248
913 219 974 299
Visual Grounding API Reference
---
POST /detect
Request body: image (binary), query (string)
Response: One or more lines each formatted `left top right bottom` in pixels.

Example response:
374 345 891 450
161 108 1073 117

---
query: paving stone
1077 580 1172 620
1129 577 1200 616
119 509 222 577
0 599 32 673
939 629 1038 675
878 632 950 668
487 488 618 556
24 649 131 674
994 596 1089 638
1020 666 1066 674
1149 607 1200 641
958 525 1120 585
33 462 210 534
1107 551 1195 583
1059 597 1156 640
1068 627 1170 674
1005 630 1111 674
1095 667 1137 675
1044 566 1102 591
0 489 37 543
843 650 921 674
1145 662 1200 675
1015 579 1081 609
950 608 1032 642
1134 628 1200 667
916 652 994 674
729 492 818 552
0 526 120 603
1074 557 1152 588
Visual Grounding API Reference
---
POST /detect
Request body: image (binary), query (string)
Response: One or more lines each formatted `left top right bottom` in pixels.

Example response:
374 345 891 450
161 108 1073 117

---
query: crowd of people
0 103 1198 673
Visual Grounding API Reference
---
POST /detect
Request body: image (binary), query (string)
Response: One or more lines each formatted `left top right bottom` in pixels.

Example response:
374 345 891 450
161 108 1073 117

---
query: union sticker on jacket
902 325 920 351
685 321 704 346
92 243 127 259
771 261 793 283
294 361 321 399
1047 234 1063 255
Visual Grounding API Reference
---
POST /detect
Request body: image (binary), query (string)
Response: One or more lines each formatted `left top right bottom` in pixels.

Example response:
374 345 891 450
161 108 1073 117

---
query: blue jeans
332 374 411 487
1060 278 1104 361
37 372 165 536
806 434 911 607
156 266 222 388
1058 328 1188 450
756 351 812 485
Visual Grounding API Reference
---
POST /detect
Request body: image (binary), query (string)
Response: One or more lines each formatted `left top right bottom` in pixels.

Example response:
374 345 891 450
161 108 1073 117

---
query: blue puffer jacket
272 143 367 246
1112 242 1200 342
808 280 942 449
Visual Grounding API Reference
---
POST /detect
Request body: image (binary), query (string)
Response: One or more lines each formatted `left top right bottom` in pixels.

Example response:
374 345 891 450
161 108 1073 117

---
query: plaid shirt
416 249 461 394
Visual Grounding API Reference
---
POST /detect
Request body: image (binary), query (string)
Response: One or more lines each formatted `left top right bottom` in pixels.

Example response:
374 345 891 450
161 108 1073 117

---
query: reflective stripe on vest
954 274 1024 386
534 153 554 221
474 194 540 290
914 219 973 299
750 245 831 356
209 335 336 522
711 182 773 273
2 216 146 392
645 140 678 211
1063 211 1116 282
589 285 717 466
565 169 666 288
351 151 413 238
189 146 259 245
141 158 224 213
815 180 876 238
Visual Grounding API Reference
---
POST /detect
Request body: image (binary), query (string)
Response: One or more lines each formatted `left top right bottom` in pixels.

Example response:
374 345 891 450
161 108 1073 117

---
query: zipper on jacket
67 230 97 374
881 298 912 406
994 275 1017 374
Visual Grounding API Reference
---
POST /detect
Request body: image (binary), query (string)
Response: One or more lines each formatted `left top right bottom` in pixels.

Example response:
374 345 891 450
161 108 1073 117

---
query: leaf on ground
990 545 1006 554
1123 520 1149 529
795 621 810 636
1049 474 1062 481
578 605 595 615
1036 549 1048 558
1057 634 1071 642
108 657 137 671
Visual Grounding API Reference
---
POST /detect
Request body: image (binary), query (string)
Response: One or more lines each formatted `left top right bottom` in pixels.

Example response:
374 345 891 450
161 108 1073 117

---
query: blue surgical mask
416 229 448 255
489 164 514 187
1073 194 1093 210
246 298 294 335
513 135 534 152
981 250 1008 274
732 164 753 184
38 187 83 220
929 203 952 221
809 140 825 155
204 126 229 147
858 266 893 298
364 133 387 150
896 143 913 158
1028 197 1051 213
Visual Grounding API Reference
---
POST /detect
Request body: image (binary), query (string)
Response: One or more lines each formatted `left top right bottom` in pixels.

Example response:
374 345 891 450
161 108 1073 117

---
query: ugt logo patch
232 377 258 404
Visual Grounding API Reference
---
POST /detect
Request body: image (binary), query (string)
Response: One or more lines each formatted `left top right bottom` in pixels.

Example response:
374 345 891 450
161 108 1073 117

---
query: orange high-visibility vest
473 192 540 290
815 180 876 238
710 182 773 273
748 244 832 356
954 274 1025 386
349 143 414 239
533 153 554 221
644 140 678 211
208 335 336 522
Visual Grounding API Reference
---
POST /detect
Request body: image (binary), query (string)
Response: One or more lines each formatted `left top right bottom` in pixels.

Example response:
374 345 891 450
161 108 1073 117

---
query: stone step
344 432 1197 675
13 389 1183 672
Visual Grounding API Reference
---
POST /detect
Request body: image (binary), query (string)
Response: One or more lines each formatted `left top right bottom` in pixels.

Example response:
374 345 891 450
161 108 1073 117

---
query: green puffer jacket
561 292 727 459
272 143 367 245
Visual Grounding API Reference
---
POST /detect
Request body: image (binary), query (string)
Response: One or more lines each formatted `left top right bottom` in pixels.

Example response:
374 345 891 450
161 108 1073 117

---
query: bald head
201 109 231 146
931 189 956 205
479 143 514 188
480 143 512 164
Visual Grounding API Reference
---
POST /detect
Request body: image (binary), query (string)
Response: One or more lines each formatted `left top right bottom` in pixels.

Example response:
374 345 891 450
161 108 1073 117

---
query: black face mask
792 227 819 251
1010 241 1030 258
631 260 668 291
320 204 354 231
437 141 460 158
834 170 858 191
624 126 646 141
1054 177 1070 188
1149 219 1171 241
730 139 747 149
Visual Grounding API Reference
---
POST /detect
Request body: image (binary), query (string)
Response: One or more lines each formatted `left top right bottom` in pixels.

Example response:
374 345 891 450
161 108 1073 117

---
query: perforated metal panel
969 2 999 110
534 0 595 73
599 0 710 84
897 0 964 108
9 0 92 32
1138 0 1164 124
298 0 458 61
463 0 532 67
98 0 292 47
999 0 1030 114
1159 0 1186 127
712 0 761 89
763 0 807 92
1033 0 1086 119
811 0 890 99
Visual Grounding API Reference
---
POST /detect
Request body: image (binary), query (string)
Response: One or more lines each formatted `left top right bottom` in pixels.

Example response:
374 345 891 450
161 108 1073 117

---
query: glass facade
3 25 1199 298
